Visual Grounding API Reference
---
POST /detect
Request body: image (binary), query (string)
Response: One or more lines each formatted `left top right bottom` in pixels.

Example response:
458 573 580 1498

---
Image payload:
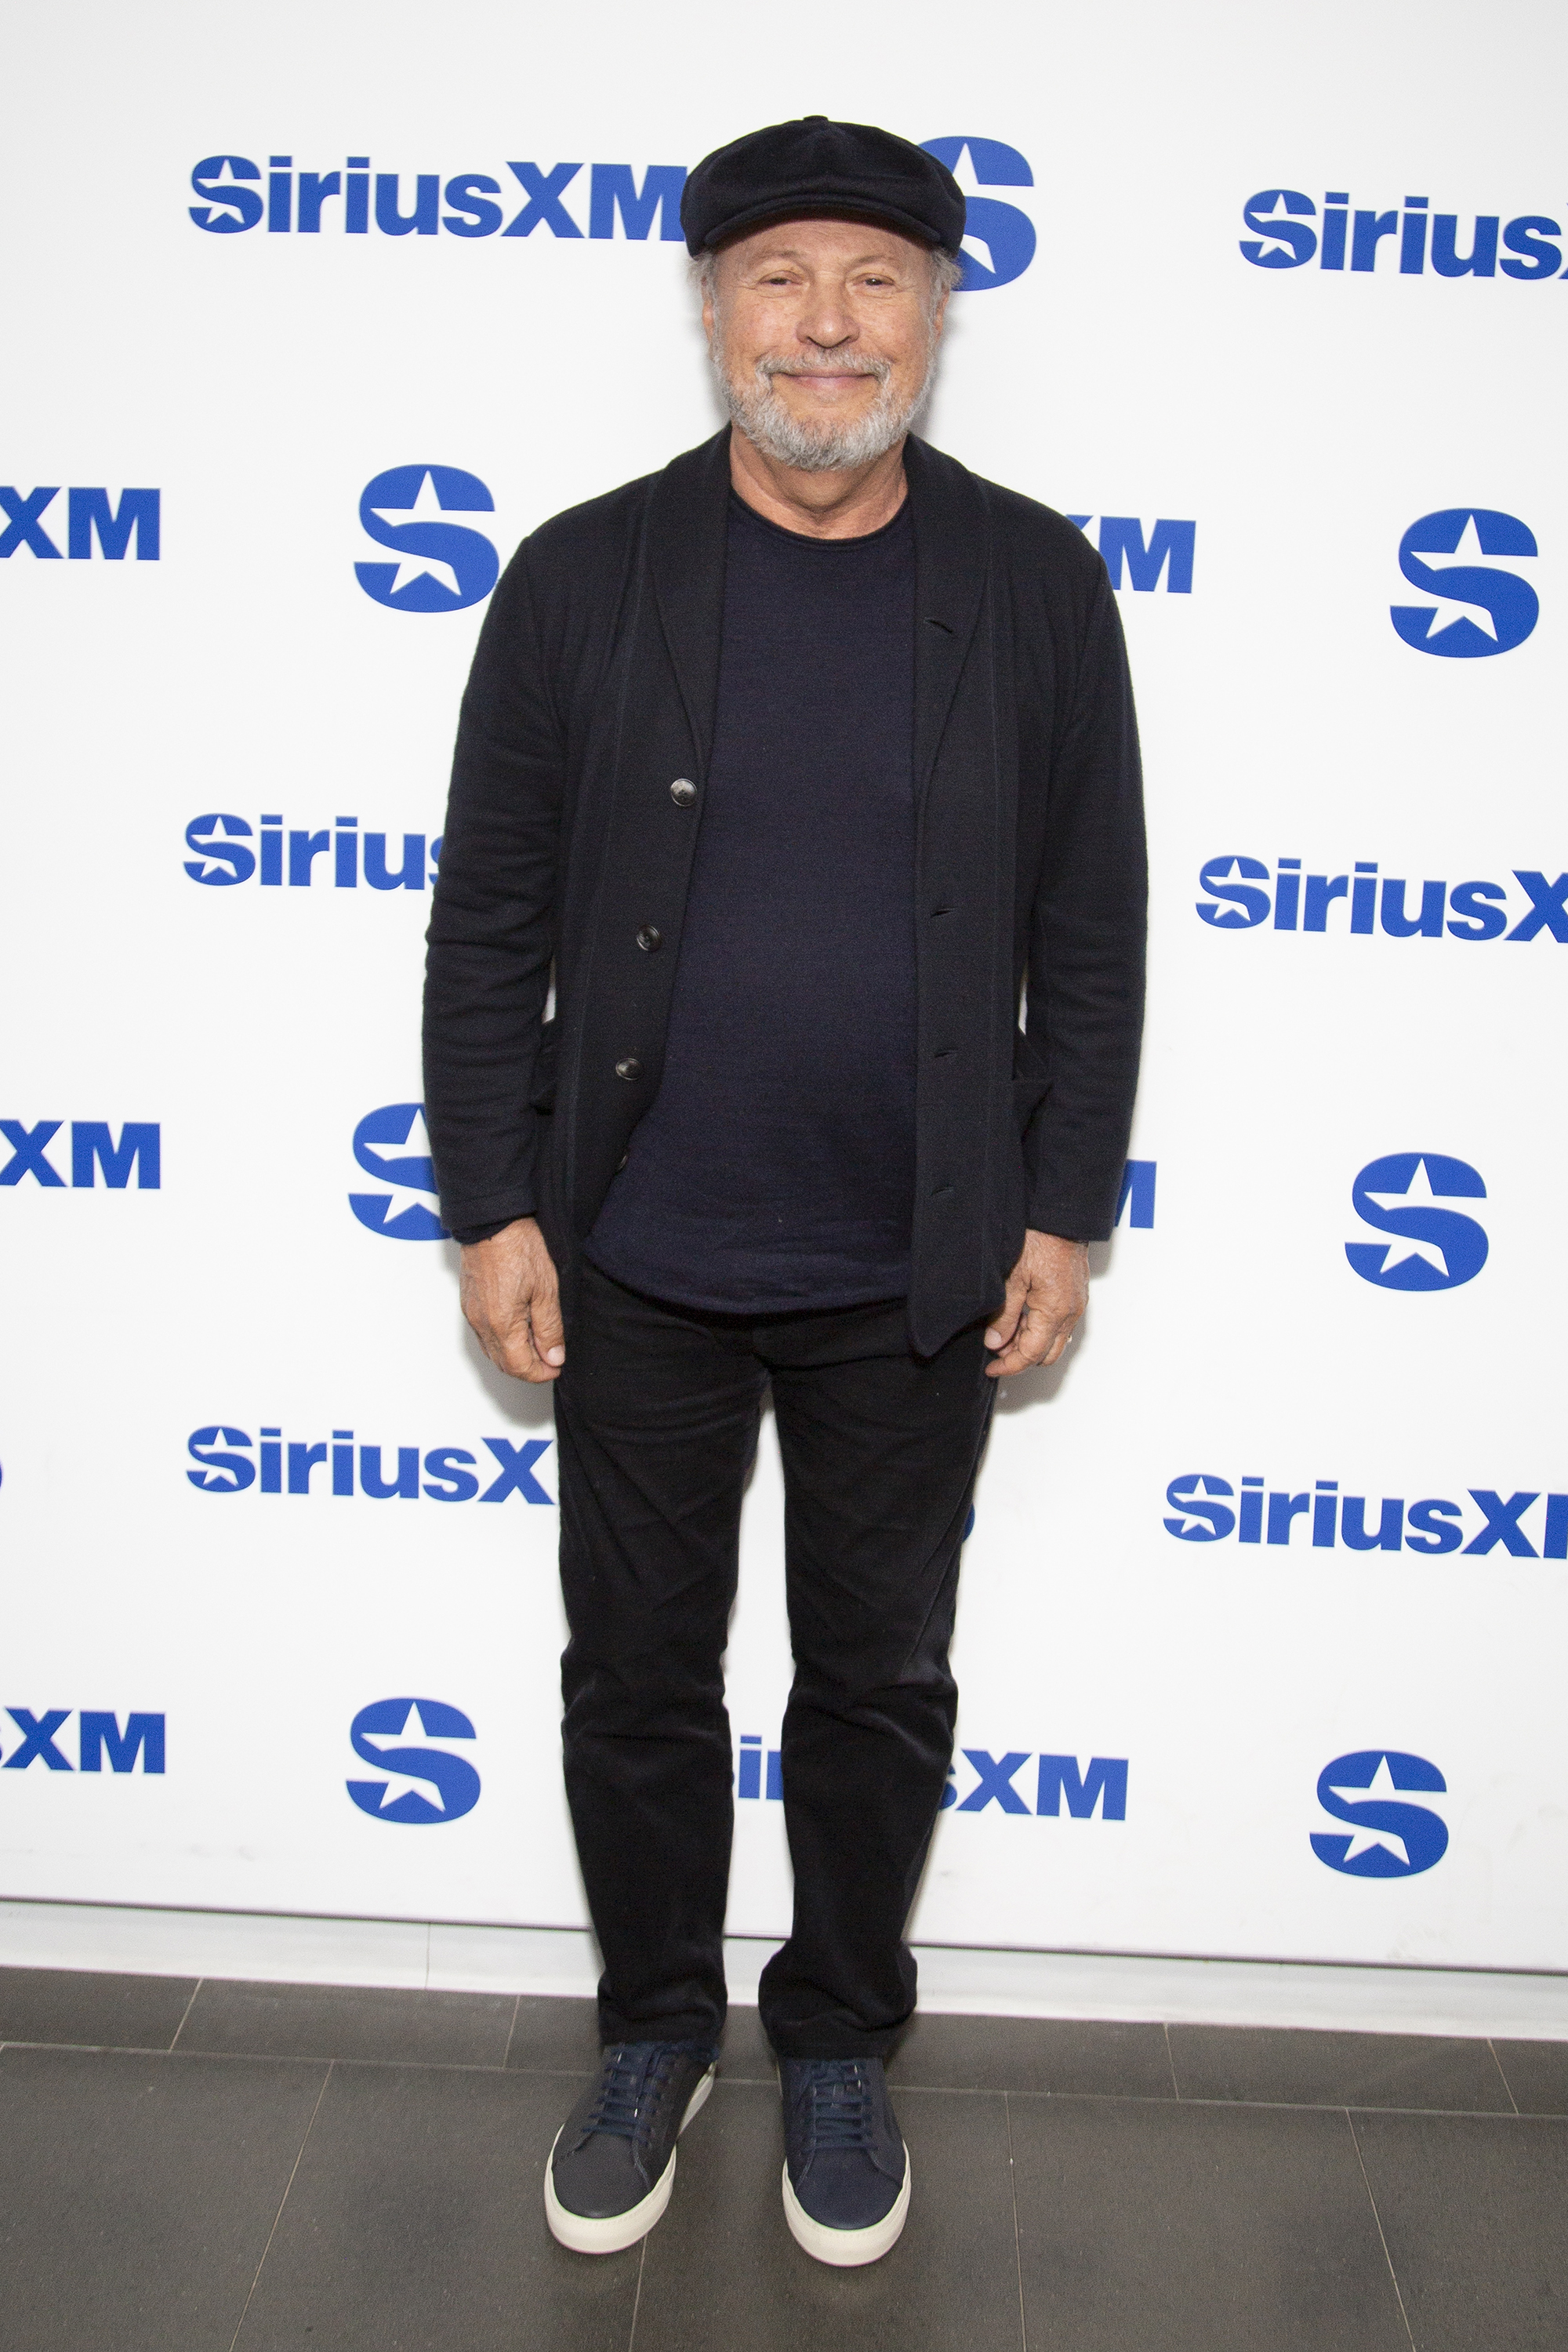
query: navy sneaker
545 2041 717 2254
779 2056 910 2266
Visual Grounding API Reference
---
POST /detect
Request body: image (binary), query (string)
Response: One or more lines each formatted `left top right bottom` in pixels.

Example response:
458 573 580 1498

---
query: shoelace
579 2044 678 2150
801 2060 878 2153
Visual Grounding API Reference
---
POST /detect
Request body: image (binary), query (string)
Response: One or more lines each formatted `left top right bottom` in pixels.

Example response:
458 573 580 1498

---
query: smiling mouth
777 371 879 390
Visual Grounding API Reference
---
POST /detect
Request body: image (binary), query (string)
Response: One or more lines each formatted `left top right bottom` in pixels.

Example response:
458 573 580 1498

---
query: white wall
2 0 1565 1999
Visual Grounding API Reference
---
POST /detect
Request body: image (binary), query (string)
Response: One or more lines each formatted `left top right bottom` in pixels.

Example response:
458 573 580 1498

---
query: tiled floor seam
0 2038 604 2076
227 2060 334 2352
166 1976 205 2051
624 2236 648 2352
1345 2107 1418 2352
1486 2037 1523 2114
889 2082 1544 2118
1003 2092 1029 2352
716 2069 1551 2116
58 2042 587 2074
0 2037 299 2061
1212 2094 1528 2120
1 2044 1550 2116
818 2080 1178 2103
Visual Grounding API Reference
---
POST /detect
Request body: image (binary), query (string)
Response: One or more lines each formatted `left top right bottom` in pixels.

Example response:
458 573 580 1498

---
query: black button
670 777 698 807
615 1152 630 1171
637 925 663 953
615 1057 643 1081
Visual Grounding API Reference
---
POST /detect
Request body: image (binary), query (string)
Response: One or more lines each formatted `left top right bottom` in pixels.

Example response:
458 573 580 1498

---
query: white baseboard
0 1896 1564 2041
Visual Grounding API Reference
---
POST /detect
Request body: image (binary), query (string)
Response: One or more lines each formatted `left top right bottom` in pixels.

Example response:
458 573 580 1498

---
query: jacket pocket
528 1018 559 1114
1011 1032 1051 1134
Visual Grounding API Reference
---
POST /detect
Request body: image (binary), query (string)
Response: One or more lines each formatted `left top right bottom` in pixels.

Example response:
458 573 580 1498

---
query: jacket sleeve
1021 568 1148 1240
422 539 564 1240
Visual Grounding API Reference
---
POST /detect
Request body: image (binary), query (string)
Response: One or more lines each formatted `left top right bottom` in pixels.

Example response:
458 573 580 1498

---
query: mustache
755 352 892 384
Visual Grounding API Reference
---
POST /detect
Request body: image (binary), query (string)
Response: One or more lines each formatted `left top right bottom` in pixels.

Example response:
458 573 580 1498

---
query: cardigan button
636 925 663 953
670 777 698 807
615 1056 643 1082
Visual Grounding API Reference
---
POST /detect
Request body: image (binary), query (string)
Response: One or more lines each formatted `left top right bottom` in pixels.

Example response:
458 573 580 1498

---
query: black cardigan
423 427 1147 1357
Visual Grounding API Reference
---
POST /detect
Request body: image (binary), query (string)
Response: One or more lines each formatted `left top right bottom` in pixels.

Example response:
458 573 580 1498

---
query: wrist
461 1218 532 1256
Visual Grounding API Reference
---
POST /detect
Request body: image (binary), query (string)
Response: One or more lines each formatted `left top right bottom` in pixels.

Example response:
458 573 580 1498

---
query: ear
700 252 723 347
927 252 953 340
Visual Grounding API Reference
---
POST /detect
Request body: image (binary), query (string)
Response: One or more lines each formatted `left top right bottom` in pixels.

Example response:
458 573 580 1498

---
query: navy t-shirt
586 489 917 1312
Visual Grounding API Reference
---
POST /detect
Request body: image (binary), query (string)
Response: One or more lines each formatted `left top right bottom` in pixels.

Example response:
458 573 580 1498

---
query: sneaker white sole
544 2064 716 2256
781 2145 911 2267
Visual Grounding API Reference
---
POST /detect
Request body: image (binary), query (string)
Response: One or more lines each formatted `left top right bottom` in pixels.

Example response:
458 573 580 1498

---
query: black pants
553 1261 996 2060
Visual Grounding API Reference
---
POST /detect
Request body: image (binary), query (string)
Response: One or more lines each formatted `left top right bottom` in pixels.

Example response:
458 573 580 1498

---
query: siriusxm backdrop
2 0 1566 1983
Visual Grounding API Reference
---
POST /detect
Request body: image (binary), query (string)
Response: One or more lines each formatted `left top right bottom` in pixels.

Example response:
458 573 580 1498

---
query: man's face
704 216 946 472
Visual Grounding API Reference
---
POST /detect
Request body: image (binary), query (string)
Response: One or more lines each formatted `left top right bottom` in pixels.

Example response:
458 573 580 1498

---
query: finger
1042 1308 1084 1368
983 1269 1029 1352
481 1321 531 1377
1040 1312 1082 1367
993 1318 1053 1375
466 1302 546 1385
986 1304 1073 1378
494 1326 560 1385
530 1279 566 1369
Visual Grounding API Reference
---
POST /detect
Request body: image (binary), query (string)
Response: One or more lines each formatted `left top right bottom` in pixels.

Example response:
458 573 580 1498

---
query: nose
797 295 856 351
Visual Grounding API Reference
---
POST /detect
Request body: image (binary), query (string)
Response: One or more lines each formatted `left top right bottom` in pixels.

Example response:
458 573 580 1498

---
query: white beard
713 341 937 473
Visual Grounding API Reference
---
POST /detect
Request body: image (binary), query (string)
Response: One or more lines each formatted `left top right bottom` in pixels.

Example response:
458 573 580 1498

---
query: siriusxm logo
940 1748 1128 1819
1312 1751 1447 1878
736 1733 782 1801
0 1709 164 1773
738 1736 1127 1814
1196 858 1568 944
188 1425 554 1504
1347 1154 1486 1292
1 487 159 561
1241 190 1566 281
2 1120 160 1189
191 154 691 240
920 139 1034 291
184 814 438 891
1392 509 1537 658
350 1103 446 1240
347 1698 479 1824
187 141 1036 290
1068 516 1195 593
356 466 499 614
1116 1160 1156 1229
1166 1475 1567 1558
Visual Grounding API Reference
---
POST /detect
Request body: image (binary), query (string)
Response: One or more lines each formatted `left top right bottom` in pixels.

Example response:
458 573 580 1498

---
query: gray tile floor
0 1965 1563 2350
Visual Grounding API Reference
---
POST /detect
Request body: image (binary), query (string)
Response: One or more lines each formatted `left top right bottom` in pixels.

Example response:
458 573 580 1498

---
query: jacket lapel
906 436 990 800
648 428 734 776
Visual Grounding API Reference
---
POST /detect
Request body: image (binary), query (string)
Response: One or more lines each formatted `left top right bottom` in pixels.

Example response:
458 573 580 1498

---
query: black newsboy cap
681 116 965 256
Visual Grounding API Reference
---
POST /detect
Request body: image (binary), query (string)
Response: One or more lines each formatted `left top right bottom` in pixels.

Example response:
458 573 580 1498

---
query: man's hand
984 1230 1088 1378
459 1218 565 1383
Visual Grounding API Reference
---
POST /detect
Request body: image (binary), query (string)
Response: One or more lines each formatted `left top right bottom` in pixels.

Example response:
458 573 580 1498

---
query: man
423 116 1145 2267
